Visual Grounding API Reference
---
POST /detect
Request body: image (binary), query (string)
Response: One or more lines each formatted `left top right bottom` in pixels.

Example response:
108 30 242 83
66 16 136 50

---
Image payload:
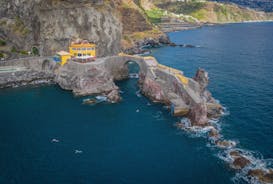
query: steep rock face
0 0 122 57
194 68 223 119
120 6 152 34
194 68 209 93
140 76 168 103
55 61 120 101
188 102 209 126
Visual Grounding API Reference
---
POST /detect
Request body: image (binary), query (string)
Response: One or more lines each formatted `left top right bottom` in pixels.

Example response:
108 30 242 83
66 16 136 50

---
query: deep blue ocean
0 22 273 184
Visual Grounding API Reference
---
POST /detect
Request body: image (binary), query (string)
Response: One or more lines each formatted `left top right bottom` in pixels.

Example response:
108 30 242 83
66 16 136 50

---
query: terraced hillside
211 0 273 12
153 0 273 23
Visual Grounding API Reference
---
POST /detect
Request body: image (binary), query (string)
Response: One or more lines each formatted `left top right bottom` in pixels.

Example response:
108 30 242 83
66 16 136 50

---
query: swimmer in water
51 138 59 143
75 150 83 154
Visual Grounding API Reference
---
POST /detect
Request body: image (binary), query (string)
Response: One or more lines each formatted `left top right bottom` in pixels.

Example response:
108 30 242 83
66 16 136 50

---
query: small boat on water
95 95 107 102
82 98 96 105
75 150 83 154
129 73 139 79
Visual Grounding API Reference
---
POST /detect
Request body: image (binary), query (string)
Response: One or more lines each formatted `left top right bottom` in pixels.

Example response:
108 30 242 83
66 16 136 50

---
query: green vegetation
0 20 7 26
214 4 228 17
32 46 39 56
0 52 4 58
153 0 273 23
11 46 17 53
145 8 165 23
19 50 28 55
10 46 29 55
0 39 6 46
157 1 205 15
13 16 30 36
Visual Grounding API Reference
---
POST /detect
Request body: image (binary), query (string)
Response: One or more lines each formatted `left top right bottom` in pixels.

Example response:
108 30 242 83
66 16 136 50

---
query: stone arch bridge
0 55 221 126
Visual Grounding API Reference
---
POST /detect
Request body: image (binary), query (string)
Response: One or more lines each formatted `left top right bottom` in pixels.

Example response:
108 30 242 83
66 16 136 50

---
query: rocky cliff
0 0 122 58
0 0 170 59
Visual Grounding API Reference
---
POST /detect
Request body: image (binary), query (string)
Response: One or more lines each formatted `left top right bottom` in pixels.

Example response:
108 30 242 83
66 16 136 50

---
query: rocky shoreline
122 33 203 56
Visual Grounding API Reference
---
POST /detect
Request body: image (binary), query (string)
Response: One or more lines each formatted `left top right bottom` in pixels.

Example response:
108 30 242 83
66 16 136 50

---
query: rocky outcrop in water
248 169 273 183
55 60 121 101
140 77 169 103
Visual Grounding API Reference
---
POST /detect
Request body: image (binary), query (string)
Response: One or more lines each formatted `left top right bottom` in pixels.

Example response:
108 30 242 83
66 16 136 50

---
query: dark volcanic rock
216 140 236 148
55 61 119 100
188 102 208 126
232 156 251 169
208 127 220 139
229 150 241 157
194 68 209 92
158 34 171 44
107 89 121 103
123 34 171 55
0 70 54 88
140 77 168 103
248 169 273 183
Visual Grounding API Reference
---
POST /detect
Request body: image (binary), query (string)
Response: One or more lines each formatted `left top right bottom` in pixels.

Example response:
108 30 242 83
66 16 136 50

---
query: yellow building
56 51 72 65
69 41 96 58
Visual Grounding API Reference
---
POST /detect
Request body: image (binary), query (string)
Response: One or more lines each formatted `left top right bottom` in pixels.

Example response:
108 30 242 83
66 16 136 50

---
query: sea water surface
0 22 273 184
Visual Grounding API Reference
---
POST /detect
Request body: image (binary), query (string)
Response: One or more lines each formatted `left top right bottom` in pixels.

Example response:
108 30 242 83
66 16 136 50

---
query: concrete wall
0 57 56 73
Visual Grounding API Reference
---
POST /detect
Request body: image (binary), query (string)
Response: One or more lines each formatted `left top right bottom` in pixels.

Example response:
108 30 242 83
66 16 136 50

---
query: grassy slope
117 0 166 50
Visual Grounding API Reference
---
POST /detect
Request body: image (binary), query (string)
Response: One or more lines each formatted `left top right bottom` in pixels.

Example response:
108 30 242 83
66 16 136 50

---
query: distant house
55 40 97 65
55 51 72 66
69 41 96 59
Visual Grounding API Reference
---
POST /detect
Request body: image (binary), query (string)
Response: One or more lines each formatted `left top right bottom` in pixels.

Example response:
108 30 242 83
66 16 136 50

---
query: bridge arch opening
42 59 50 71
124 60 140 79
114 60 143 98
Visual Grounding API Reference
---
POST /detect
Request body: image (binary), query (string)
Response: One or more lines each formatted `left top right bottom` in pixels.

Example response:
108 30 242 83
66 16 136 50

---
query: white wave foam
221 106 230 116
174 111 273 184
177 118 217 138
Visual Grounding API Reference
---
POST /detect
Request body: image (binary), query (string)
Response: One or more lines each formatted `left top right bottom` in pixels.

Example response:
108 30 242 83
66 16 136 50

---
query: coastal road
0 66 28 73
